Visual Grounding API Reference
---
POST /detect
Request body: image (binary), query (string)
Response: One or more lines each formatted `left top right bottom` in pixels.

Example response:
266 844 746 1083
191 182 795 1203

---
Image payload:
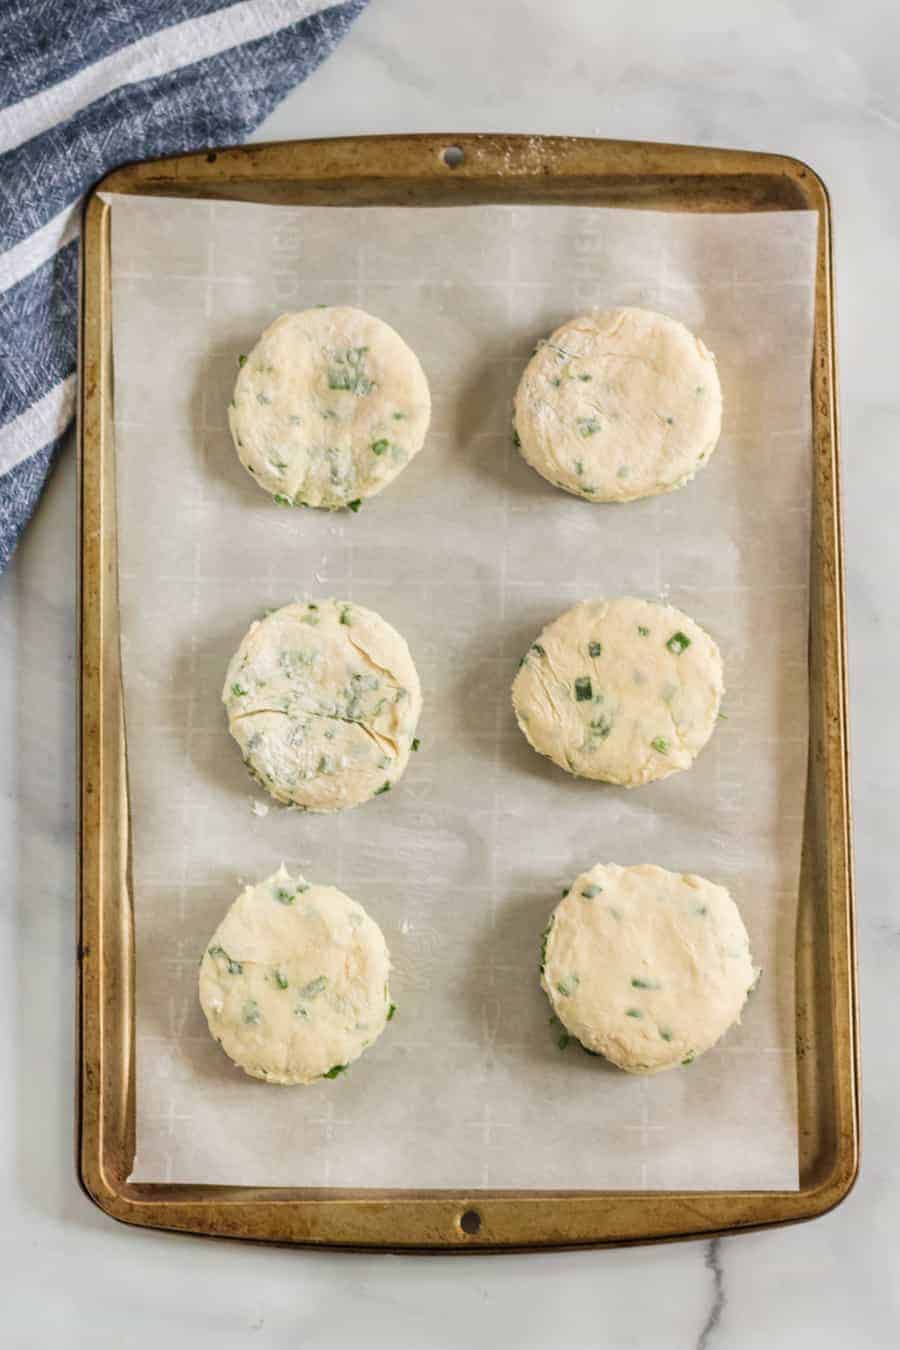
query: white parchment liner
106 194 816 1188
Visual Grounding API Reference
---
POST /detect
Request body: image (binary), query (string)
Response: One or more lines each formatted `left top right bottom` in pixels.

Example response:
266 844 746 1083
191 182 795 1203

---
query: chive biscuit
199 866 393 1085
229 306 431 510
512 596 723 788
513 307 722 502
224 599 422 812
541 863 758 1073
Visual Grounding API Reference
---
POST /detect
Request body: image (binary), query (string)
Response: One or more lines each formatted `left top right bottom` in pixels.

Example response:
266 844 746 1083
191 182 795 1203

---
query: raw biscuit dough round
224 598 422 812
511 596 723 788
541 862 757 1073
229 306 431 509
199 865 392 1084
513 306 722 502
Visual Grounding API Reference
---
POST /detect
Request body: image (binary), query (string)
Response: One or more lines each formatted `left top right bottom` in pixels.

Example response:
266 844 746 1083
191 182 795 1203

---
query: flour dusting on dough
512 596 723 788
513 306 722 502
199 865 392 1085
542 862 757 1073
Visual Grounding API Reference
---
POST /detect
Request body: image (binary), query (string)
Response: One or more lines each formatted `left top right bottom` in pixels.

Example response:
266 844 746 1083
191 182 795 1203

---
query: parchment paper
107 193 817 1189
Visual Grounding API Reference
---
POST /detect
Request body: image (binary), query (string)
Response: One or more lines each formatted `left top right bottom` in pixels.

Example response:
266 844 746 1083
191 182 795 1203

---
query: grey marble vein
697 1238 726 1350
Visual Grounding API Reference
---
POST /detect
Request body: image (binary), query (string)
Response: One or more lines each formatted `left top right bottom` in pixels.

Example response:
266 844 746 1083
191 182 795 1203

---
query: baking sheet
106 193 817 1189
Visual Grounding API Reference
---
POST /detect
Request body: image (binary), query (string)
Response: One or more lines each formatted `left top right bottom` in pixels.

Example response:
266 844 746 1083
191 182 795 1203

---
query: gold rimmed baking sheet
78 134 857 1248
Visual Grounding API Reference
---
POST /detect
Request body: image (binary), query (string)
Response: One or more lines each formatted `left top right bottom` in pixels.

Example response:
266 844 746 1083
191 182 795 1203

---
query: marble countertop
2 1 897 1345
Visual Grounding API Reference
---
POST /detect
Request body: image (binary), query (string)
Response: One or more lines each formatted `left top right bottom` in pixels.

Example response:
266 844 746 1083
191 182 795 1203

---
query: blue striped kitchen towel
0 0 368 573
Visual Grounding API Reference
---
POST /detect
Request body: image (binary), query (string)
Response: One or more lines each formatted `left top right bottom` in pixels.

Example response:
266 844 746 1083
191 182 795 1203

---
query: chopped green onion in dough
513 307 722 503
199 865 393 1085
223 599 422 812
511 596 723 788
540 863 758 1073
229 306 430 510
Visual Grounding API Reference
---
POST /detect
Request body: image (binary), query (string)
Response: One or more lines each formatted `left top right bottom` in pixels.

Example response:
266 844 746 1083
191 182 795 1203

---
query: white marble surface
1 0 897 1344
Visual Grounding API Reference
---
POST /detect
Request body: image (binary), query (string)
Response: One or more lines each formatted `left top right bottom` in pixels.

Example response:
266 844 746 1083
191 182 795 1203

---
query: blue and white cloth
0 0 368 572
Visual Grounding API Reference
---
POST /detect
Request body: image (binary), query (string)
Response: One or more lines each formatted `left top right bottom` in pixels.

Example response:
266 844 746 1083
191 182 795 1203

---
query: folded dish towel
0 0 368 573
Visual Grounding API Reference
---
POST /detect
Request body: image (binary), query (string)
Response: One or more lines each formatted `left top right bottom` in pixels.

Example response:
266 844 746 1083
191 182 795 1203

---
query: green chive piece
576 416 601 437
574 676 592 701
556 974 580 997
231 682 247 697
637 625 650 637
339 605 352 625
273 493 292 507
327 347 372 395
347 498 362 513
208 945 243 975
588 641 603 657
243 1000 261 1025
374 781 391 796
411 737 421 751
274 887 294 905
299 976 328 999
666 631 691 655
512 428 521 447
531 642 546 657
238 354 247 367
658 1027 673 1042
625 1008 644 1019
387 1003 397 1021
322 1064 348 1079
582 884 602 899
631 977 661 990
274 971 289 990
651 736 669 754
682 1053 696 1066
371 438 390 456
539 917 554 973
558 1031 571 1050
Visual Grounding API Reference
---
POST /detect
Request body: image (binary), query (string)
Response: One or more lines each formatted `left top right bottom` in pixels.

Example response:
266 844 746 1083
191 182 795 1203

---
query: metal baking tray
78 134 857 1249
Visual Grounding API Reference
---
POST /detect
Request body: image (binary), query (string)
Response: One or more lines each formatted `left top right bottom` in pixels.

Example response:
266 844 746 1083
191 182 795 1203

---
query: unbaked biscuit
229 306 430 509
513 307 721 502
511 596 722 788
541 862 757 1073
224 599 421 811
199 865 393 1085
